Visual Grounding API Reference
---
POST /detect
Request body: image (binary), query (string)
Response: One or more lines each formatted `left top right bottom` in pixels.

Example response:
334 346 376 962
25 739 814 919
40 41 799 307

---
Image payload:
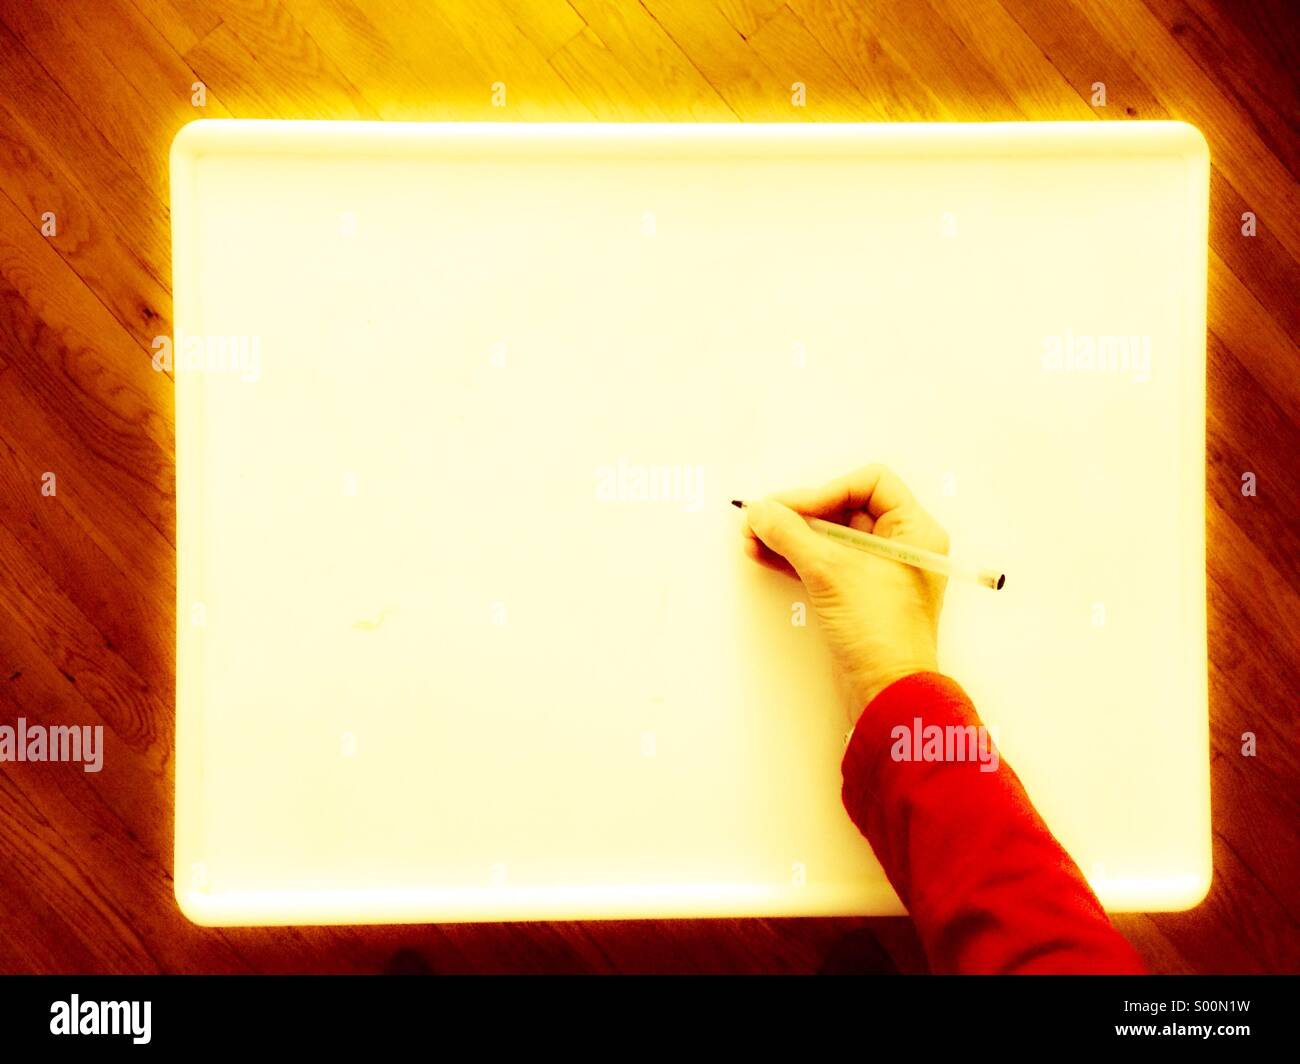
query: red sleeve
841 671 1146 974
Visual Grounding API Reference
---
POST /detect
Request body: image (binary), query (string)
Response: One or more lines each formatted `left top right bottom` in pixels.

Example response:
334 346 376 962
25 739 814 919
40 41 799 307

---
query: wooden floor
0 0 1296 974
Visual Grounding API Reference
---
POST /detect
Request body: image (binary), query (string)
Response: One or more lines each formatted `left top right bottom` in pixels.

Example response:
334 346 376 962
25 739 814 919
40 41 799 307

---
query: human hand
741 465 949 725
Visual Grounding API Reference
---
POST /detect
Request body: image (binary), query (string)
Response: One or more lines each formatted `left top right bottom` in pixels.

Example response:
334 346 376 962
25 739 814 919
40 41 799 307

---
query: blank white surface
172 121 1210 924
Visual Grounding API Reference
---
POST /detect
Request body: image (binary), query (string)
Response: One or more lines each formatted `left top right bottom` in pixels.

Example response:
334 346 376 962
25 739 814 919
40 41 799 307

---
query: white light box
172 120 1210 924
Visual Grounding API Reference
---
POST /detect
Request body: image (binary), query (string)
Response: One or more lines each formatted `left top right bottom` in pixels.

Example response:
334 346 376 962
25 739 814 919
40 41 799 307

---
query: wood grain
0 0 1295 974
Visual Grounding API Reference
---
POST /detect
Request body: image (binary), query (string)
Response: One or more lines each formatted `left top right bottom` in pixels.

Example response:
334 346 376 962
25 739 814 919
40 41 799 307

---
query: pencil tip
730 499 744 508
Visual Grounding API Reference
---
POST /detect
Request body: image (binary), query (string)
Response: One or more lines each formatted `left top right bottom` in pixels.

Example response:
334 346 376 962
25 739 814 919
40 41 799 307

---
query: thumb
745 499 828 580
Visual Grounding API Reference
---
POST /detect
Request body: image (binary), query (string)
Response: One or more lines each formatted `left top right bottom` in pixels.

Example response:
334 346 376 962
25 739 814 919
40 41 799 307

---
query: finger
742 533 799 578
874 505 950 555
848 511 876 534
744 498 830 581
769 464 916 522
749 506 875 537
741 518 805 571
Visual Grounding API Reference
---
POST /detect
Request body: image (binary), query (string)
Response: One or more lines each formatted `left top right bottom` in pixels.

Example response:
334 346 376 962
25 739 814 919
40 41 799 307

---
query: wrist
848 663 937 725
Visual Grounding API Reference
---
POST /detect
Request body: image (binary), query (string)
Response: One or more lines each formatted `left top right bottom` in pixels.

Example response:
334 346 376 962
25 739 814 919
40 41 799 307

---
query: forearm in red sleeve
841 671 1146 974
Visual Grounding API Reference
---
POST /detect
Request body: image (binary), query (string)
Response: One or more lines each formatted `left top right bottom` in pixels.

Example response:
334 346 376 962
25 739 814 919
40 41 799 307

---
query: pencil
732 499 1005 591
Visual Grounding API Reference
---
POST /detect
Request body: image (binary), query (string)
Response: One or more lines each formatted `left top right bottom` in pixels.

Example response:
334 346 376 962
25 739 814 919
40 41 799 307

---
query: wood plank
714 0 787 39
0 117 172 354
779 0 948 119
0 514 167 756
181 0 380 120
494 0 587 59
566 0 737 120
412 0 592 119
0 2 220 206
0 432 174 697
550 27 685 120
1148 0 1300 180
0 21 181 284
1206 0 1299 87
604 1 781 121
1070 0 1300 260
0 191 176 595
803 0 1024 119
184 24 298 118
1208 170 1300 348
278 0 588 120
1207 251 1300 428
998 0 1169 118
926 0 1098 120
742 5 886 120
128 0 223 55
276 0 483 119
